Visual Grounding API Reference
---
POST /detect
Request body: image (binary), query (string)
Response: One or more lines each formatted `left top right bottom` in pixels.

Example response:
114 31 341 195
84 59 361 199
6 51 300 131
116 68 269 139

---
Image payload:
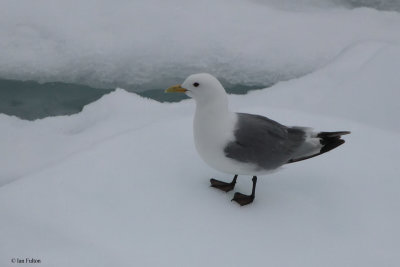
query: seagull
166 73 350 206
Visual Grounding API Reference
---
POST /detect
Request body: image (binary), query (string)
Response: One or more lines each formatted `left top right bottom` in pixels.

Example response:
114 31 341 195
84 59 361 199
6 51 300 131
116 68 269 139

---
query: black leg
232 176 257 206
210 175 238 192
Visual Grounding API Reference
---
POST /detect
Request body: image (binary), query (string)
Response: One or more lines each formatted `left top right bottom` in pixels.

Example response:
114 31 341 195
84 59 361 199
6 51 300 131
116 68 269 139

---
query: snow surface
1 40 399 266
1 0 400 88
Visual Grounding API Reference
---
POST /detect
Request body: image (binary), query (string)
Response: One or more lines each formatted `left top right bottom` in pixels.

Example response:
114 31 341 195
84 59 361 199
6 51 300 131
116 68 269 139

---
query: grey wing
224 113 306 170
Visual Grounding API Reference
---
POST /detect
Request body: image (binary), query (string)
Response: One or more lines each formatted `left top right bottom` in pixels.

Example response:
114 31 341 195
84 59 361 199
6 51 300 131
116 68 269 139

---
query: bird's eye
193 82 199 87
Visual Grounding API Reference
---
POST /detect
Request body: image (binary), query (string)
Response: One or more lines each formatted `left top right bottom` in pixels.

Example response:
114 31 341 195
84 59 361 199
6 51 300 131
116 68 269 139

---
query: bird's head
165 73 228 105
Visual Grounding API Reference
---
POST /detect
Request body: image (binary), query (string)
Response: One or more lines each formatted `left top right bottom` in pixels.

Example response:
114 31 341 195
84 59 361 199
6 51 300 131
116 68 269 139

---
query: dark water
345 0 400 11
0 79 114 120
0 78 269 120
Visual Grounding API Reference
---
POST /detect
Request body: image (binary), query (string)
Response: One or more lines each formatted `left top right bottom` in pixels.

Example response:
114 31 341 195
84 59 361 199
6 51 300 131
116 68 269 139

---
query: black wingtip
320 138 345 154
317 131 351 139
287 130 350 164
318 131 349 153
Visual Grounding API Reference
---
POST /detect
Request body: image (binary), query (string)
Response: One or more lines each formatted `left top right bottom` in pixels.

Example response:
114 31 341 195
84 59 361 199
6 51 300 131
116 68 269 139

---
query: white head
166 73 228 108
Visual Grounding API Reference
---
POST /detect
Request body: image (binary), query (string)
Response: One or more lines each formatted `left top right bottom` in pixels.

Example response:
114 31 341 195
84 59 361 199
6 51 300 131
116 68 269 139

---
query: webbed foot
231 192 255 206
210 175 237 192
231 176 257 206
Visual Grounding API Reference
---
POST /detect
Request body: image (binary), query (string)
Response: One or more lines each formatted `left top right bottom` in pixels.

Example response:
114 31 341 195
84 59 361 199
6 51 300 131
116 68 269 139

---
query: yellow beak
165 84 187 93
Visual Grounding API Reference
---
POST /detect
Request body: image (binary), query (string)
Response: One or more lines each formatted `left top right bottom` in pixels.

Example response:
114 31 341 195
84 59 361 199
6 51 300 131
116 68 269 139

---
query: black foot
210 175 237 192
231 192 255 206
231 176 257 206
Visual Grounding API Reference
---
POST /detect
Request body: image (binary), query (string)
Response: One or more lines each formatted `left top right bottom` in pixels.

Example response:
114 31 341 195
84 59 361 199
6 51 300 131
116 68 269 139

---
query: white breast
193 108 257 175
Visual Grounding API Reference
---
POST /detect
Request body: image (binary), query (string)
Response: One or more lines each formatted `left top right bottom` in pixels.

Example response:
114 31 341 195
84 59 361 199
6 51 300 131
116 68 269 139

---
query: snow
1 38 400 266
1 0 400 88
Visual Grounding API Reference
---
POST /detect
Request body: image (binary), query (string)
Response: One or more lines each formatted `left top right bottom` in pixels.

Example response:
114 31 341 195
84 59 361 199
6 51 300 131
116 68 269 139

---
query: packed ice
1 0 400 88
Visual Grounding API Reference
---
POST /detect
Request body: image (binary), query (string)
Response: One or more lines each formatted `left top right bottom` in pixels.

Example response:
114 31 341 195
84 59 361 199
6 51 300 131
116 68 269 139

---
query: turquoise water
0 78 269 120
0 79 114 120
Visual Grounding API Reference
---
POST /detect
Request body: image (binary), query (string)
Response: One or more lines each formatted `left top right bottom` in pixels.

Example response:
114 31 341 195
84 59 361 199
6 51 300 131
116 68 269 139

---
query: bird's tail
287 130 350 163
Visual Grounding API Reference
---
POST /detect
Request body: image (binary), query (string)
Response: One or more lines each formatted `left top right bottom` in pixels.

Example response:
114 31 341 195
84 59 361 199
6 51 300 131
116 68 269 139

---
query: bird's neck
194 95 231 119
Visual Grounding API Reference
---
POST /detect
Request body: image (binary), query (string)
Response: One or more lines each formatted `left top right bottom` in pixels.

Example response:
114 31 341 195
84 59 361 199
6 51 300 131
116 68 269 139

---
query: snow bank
232 42 400 132
0 41 399 266
1 0 400 88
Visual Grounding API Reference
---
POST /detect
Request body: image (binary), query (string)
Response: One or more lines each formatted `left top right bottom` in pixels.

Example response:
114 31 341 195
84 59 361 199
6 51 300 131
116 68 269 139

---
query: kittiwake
166 73 350 206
